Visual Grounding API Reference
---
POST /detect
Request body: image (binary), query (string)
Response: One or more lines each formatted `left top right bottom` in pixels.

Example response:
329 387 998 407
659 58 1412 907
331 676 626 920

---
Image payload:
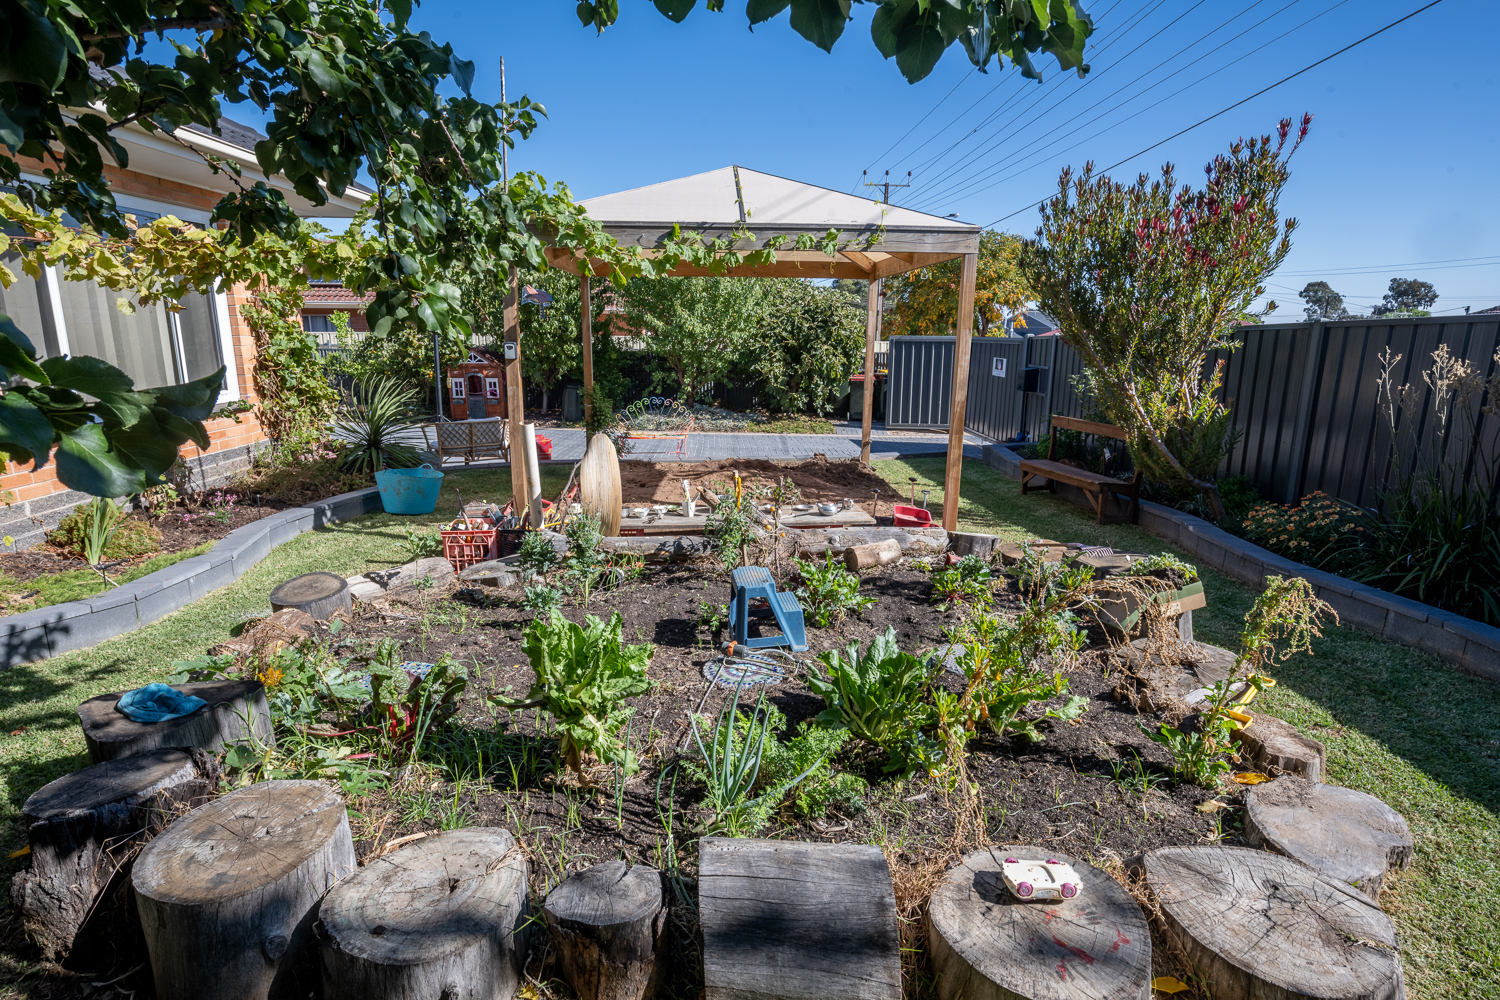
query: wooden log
1231 714 1327 783
132 779 356 1000
1133 845 1404 1000
318 828 528 1000
948 532 1001 560
269 571 351 619
926 846 1151 1000
698 837 901 1000
544 860 665 1000
79 679 273 765
845 539 902 572
10 748 217 960
1245 776 1414 899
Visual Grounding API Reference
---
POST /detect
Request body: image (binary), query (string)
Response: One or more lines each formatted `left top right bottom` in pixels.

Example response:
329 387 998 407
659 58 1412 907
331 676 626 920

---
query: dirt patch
620 457 893 509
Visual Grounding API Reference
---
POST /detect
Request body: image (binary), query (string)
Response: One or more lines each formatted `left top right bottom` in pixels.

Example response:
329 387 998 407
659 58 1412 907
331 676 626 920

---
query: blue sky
312 0 1498 318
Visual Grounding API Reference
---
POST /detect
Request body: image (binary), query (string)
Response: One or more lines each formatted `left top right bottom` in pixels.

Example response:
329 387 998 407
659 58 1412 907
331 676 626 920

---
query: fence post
1282 320 1327 506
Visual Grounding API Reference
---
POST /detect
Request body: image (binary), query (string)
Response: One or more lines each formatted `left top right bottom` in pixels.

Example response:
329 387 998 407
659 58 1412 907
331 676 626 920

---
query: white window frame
211 286 240 402
485 377 500 399
450 377 466 399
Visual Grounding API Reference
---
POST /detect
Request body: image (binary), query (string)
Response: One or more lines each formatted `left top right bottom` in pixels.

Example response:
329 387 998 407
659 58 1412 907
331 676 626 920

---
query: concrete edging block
0 484 385 670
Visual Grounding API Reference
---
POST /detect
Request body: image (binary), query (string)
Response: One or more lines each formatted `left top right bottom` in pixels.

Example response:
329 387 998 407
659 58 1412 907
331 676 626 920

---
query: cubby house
446 348 507 420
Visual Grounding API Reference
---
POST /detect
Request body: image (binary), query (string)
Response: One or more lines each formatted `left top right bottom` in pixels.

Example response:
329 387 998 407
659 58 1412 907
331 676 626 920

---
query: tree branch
78 18 230 41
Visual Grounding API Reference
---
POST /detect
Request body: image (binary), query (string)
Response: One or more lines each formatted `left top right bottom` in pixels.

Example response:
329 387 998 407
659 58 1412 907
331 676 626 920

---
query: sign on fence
992 357 1007 378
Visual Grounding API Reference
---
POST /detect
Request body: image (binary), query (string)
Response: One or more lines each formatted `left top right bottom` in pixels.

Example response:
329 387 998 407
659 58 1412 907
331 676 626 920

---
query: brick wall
1 161 276 549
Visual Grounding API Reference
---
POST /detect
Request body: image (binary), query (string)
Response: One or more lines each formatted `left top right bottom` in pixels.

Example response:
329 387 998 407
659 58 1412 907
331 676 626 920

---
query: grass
872 456 1500 999
752 414 836 434
1 455 1494 997
0 542 214 614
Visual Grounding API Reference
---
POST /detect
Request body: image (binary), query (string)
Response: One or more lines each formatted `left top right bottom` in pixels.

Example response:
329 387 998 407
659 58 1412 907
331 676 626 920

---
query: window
450 377 465 398
0 252 53 357
171 292 224 383
303 314 336 333
55 283 222 389
466 373 484 395
485 377 500 399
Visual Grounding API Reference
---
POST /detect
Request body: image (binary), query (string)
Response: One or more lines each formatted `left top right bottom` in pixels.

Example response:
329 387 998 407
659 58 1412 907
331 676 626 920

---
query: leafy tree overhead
884 230 1032 337
1298 280 1349 321
1022 116 1312 520
580 0 1096 84
1373 277 1438 317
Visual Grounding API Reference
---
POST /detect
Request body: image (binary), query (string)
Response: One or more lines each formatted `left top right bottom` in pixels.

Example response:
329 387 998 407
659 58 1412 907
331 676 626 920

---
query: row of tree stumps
13 666 1416 1000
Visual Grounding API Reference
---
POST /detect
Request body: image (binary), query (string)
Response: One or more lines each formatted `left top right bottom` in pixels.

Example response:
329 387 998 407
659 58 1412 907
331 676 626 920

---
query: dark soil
0 495 303 584
1 559 1244 999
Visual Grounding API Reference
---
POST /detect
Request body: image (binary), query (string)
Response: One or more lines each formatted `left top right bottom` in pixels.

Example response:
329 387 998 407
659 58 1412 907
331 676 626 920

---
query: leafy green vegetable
807 627 940 775
931 554 992 607
794 551 876 627
494 609 656 774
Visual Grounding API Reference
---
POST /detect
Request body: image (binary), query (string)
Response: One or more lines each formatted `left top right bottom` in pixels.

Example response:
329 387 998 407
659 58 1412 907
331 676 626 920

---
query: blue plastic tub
376 464 444 515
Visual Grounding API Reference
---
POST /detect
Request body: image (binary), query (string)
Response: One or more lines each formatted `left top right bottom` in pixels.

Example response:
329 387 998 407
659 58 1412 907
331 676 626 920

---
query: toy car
1000 857 1082 902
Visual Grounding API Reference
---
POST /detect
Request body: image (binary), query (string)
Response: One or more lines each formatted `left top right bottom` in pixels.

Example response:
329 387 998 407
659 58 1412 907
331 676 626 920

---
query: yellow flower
256 664 284 689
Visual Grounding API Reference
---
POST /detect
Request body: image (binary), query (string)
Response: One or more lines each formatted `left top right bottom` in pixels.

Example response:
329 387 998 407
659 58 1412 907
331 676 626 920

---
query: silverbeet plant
807 627 942 776
492 609 655 776
794 552 875 627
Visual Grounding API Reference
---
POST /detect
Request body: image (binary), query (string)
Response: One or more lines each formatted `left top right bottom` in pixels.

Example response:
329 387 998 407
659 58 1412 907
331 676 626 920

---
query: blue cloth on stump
116 683 208 723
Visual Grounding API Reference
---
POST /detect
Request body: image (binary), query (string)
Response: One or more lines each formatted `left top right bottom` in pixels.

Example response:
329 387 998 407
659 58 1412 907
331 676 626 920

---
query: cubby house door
467 373 487 419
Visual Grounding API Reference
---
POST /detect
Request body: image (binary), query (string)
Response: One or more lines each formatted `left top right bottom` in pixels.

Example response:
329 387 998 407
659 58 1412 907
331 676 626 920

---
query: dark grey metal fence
884 315 1500 508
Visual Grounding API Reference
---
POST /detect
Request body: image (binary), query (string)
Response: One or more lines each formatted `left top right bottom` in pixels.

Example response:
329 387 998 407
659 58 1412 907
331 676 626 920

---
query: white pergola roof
545 165 981 279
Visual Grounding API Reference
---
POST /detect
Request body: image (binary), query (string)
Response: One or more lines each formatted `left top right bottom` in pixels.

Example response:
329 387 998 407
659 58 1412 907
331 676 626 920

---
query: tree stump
1231 715 1327 783
581 433 623 536
269 571 351 619
132 779 355 1000
926 847 1151 1000
10 748 218 961
1133 846 1404 1000
79 679 273 764
1245 776 1414 898
698 837 901 1000
544 861 665 1000
317 827 528 1000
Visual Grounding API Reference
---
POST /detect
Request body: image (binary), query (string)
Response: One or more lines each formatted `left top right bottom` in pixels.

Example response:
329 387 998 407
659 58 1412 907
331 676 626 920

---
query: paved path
389 423 986 468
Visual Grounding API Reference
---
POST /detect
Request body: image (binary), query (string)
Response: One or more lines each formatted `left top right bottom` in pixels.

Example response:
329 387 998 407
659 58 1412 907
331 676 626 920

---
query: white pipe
523 422 543 528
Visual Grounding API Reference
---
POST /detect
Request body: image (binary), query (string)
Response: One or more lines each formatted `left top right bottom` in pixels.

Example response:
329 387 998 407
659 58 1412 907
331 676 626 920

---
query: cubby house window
450 378 466 398
485 378 500 399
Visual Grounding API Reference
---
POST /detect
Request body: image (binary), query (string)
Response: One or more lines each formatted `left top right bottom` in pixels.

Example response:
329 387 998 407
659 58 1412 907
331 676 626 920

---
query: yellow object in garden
1153 976 1191 994
256 663 284 689
1233 772 1272 784
1223 708 1253 728
9 845 29 859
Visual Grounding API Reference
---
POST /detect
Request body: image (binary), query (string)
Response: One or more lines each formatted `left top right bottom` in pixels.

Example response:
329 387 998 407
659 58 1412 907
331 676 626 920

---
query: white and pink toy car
1000 857 1082 902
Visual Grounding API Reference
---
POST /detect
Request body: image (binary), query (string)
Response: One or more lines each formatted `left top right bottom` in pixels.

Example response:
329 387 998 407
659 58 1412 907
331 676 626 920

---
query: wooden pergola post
580 272 594 423
858 276 880 466
942 252 978 531
504 265 530 517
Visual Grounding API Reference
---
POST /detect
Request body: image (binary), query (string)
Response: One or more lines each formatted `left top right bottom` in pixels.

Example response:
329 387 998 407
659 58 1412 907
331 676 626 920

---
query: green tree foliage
749 279 866 414
581 0 1096 84
618 276 765 406
1298 280 1350 321
884 229 1033 337
244 287 339 458
1022 117 1311 519
1373 277 1438 317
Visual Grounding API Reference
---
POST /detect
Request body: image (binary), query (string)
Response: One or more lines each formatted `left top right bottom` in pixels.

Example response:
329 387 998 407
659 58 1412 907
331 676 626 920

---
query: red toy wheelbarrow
892 503 932 527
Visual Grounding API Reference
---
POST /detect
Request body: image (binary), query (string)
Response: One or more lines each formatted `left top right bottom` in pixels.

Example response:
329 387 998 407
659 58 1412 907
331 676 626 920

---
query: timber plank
698 837 901 1000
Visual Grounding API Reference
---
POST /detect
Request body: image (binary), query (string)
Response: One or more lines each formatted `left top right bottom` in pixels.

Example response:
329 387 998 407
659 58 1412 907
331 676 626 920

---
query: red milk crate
441 518 499 570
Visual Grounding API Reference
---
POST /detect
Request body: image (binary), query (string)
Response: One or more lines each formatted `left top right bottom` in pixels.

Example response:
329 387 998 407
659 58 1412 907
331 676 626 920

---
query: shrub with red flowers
1240 492 1369 576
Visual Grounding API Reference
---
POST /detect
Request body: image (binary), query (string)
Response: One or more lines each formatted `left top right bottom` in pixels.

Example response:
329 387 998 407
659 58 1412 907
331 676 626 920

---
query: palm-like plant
335 377 422 473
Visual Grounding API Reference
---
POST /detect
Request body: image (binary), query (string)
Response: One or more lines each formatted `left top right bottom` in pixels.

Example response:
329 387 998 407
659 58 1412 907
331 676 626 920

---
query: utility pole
861 169 911 206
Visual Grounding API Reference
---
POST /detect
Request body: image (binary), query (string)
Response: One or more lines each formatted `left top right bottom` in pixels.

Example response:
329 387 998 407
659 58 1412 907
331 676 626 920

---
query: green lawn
1 457 1494 997
875 456 1499 1000
0 542 214 615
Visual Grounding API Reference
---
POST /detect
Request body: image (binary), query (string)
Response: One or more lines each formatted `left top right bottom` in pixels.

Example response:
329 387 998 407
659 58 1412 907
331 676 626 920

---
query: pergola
507 166 981 530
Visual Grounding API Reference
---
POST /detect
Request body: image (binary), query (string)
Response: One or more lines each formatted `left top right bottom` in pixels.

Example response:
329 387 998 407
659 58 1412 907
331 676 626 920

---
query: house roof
303 282 374 306
545 165 981 280
185 118 373 197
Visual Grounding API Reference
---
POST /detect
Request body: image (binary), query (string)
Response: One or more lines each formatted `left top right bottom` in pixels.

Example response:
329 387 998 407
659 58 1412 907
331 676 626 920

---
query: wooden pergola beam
942 252 979 531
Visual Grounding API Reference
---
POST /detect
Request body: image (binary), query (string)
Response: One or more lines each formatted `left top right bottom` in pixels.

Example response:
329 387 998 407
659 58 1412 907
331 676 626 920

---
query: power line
894 0 1172 198
982 0 1447 229
905 0 1244 210
909 0 1318 212
1276 254 1500 275
855 69 973 190
888 0 1146 183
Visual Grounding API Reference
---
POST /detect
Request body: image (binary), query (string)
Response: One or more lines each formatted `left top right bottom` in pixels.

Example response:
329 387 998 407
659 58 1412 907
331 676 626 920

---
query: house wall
1 160 272 549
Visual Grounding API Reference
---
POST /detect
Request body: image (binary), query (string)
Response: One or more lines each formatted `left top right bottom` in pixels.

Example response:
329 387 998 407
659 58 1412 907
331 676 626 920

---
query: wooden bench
1019 415 1142 524
418 417 509 466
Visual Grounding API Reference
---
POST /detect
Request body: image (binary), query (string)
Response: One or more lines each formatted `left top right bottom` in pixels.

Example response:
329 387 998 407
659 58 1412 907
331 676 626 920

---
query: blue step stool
727 566 808 652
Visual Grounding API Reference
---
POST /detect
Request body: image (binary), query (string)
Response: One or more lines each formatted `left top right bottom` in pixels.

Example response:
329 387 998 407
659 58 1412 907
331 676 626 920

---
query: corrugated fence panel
963 338 1029 441
887 336 955 429
1218 324 1315 504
